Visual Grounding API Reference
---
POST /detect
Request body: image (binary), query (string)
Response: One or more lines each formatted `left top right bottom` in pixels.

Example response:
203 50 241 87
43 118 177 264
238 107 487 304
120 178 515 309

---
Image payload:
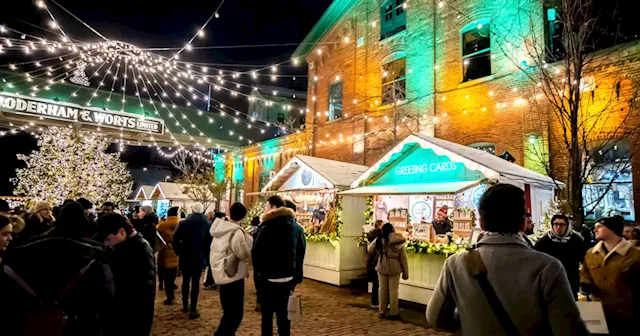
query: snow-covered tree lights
13 126 133 205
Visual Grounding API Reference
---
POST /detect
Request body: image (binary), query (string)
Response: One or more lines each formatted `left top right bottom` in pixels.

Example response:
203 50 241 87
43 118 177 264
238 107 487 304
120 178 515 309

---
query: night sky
0 0 332 195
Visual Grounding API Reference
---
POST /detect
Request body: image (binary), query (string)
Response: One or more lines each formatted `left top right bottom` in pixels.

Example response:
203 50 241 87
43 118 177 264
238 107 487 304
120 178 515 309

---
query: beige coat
580 239 640 319
367 233 409 278
156 216 179 268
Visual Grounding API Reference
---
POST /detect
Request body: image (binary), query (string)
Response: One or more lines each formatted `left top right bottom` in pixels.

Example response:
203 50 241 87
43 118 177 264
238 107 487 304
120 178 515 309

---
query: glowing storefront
342 133 561 304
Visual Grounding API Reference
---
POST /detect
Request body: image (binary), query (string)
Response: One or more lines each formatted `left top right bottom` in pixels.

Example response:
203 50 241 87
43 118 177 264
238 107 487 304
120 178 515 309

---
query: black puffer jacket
173 213 210 271
252 207 306 283
2 234 114 336
133 213 158 252
18 214 53 243
106 232 156 336
535 231 589 298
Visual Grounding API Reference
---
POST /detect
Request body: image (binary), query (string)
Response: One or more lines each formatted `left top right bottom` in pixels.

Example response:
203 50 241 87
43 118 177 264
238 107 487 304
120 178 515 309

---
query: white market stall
342 133 562 304
148 182 215 218
261 155 369 286
133 185 155 207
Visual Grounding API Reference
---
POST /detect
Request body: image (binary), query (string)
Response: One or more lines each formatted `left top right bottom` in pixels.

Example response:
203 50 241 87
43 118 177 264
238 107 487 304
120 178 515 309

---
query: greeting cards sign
0 92 164 134
372 147 485 186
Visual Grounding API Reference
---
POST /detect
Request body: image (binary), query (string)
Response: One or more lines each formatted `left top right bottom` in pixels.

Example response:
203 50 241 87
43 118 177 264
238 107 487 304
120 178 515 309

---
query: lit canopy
348 133 562 194
262 155 368 192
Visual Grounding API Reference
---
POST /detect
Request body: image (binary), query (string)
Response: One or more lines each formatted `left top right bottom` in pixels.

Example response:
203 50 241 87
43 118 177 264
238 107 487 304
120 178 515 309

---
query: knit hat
598 216 624 237
192 202 204 214
34 201 53 213
437 205 449 217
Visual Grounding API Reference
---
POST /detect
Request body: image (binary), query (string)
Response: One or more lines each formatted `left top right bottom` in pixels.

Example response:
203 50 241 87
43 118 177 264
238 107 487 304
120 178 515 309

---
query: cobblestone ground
152 274 451 336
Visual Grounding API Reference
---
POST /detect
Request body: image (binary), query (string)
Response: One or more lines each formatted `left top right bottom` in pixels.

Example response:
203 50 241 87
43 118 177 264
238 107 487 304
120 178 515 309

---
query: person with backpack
426 184 589 335
97 213 155 336
367 222 409 320
3 202 115 336
210 202 253 335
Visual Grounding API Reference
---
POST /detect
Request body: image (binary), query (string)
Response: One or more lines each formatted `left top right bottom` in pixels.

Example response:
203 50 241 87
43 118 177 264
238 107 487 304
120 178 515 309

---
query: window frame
328 80 344 121
460 19 492 82
381 56 407 106
380 0 407 40
468 142 496 155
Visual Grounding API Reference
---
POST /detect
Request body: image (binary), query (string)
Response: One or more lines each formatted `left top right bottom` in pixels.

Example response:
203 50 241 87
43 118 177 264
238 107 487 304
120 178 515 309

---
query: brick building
235 0 640 221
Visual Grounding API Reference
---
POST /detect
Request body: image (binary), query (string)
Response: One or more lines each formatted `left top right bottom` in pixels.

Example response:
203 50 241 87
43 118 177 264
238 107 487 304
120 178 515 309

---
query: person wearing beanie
173 202 210 319
19 201 54 243
581 216 640 335
432 206 452 235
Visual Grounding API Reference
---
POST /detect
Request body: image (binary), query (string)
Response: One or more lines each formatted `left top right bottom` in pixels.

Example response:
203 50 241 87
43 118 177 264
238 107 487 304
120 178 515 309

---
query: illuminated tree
14 126 133 205
499 0 640 227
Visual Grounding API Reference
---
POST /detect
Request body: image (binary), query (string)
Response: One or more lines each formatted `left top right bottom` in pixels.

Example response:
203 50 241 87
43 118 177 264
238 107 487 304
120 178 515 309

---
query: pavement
152 273 451 336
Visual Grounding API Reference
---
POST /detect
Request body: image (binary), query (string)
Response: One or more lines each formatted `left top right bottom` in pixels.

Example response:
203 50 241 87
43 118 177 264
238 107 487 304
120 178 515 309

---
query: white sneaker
372 304 379 308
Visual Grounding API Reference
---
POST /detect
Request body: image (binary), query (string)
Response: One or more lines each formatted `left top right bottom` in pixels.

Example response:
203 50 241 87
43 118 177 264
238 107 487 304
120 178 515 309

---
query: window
380 0 406 40
583 141 635 221
381 57 406 106
328 81 343 120
468 142 496 155
461 20 491 82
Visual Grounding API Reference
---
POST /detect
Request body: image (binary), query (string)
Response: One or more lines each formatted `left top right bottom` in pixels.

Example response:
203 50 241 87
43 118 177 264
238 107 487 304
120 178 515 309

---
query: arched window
328 81 343 120
461 19 491 82
583 140 634 220
380 0 406 40
381 52 407 106
468 142 496 155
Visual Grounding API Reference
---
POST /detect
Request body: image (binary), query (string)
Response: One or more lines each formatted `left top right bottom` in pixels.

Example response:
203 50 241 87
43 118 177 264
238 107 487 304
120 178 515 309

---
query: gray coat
426 234 589 336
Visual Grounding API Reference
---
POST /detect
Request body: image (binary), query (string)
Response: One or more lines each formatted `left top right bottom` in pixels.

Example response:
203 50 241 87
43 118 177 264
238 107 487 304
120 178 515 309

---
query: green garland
305 195 343 243
364 196 374 225
355 234 468 256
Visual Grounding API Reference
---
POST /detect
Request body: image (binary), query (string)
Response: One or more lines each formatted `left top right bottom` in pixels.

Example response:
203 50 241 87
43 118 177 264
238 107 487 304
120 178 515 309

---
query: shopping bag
287 293 302 321
154 231 167 253
576 301 609 334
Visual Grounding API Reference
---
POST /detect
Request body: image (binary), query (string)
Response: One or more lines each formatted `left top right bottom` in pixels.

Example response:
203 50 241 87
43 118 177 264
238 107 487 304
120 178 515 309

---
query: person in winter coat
3 203 115 336
252 195 306 336
133 205 158 252
19 201 54 242
76 198 97 238
210 202 254 335
97 213 155 336
366 220 383 308
427 184 589 336
581 216 640 335
367 222 408 319
157 206 180 303
534 214 589 298
432 207 452 235
173 202 210 319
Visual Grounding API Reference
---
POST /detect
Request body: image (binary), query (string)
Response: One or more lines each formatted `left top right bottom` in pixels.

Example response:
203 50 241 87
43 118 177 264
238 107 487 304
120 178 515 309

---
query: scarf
548 228 573 243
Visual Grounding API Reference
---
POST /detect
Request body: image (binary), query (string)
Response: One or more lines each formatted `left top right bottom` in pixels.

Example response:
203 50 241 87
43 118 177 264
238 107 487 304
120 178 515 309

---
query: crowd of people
3 181 640 335
0 194 306 336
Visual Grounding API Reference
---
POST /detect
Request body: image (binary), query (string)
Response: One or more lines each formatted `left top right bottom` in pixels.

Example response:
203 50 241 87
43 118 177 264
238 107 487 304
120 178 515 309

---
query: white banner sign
0 92 164 134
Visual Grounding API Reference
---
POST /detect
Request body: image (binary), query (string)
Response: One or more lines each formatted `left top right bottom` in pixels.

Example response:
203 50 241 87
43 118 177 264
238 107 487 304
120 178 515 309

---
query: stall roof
262 155 369 192
149 182 214 201
134 185 155 200
341 181 481 196
351 133 563 189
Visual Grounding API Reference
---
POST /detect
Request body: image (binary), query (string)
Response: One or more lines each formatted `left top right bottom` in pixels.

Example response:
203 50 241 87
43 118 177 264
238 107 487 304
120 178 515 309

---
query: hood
387 232 406 246
261 207 295 223
211 218 242 239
